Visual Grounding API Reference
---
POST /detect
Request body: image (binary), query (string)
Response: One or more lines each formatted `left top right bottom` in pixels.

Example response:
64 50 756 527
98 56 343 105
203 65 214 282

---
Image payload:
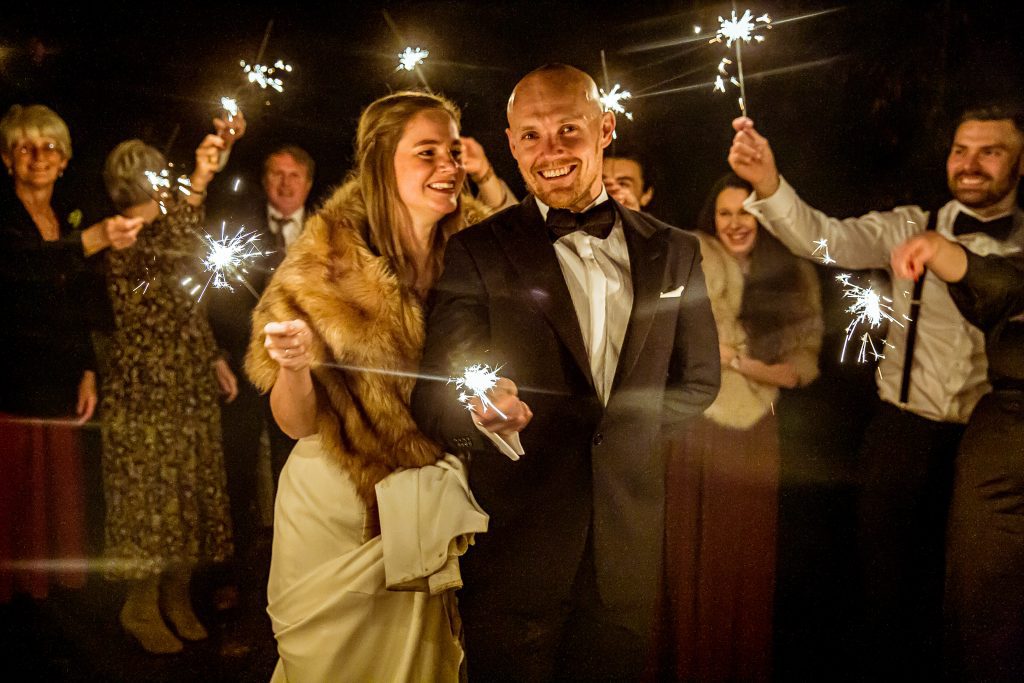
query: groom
411 64 720 681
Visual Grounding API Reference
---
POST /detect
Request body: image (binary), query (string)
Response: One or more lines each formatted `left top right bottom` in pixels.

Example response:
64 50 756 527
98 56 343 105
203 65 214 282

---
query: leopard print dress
101 202 232 579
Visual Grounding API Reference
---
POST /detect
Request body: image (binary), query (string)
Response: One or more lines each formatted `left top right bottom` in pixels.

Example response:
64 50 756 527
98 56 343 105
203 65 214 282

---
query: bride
245 91 490 681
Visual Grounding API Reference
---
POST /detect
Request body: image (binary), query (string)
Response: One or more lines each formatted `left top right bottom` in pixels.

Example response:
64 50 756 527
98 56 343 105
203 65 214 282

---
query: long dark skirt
665 412 779 682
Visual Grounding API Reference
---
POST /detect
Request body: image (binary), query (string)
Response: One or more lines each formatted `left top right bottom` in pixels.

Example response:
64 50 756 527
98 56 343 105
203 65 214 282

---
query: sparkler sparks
240 59 292 92
397 47 429 72
599 84 634 121
143 167 193 215
451 364 507 420
197 222 266 299
812 238 836 265
836 273 903 363
709 8 772 116
220 97 239 118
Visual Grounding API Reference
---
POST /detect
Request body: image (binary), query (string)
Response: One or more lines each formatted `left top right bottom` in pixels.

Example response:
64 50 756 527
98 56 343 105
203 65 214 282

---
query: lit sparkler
240 59 292 92
709 8 772 116
812 238 836 265
397 47 429 72
599 83 633 120
196 222 265 299
144 166 193 215
451 364 507 420
599 83 633 139
220 97 239 118
836 273 902 363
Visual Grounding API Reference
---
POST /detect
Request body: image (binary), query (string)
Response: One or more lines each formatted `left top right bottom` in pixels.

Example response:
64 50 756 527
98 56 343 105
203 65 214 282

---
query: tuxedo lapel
496 198 596 391
612 206 669 392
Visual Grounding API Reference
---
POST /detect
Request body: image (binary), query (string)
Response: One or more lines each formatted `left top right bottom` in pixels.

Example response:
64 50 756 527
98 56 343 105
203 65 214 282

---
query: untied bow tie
546 201 616 241
952 211 1014 241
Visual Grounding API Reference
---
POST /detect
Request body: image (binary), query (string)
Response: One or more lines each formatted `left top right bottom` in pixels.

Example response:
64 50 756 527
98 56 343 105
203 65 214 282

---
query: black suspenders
898 209 940 405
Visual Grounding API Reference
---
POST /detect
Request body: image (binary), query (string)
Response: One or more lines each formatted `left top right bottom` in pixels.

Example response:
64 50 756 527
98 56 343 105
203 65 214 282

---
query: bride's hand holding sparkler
266 319 318 439
728 116 780 199
468 377 533 438
891 232 968 283
264 319 313 373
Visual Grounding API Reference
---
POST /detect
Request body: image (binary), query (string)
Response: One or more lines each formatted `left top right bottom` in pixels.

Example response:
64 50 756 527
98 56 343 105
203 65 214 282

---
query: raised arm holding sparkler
99 115 252 654
728 107 1024 680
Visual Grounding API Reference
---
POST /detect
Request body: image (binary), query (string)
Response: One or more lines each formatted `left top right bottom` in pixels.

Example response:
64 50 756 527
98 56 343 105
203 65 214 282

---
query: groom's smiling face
506 68 615 212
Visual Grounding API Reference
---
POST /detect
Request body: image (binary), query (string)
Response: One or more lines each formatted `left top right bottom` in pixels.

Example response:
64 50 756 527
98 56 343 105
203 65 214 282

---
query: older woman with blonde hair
100 126 240 654
0 104 140 604
246 90 491 682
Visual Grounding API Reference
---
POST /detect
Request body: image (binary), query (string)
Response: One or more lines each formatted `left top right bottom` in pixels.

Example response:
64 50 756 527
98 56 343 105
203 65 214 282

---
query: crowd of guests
0 62 1021 682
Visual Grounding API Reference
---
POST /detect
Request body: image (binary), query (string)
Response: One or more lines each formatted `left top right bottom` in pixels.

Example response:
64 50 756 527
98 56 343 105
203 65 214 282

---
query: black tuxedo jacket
411 196 720 637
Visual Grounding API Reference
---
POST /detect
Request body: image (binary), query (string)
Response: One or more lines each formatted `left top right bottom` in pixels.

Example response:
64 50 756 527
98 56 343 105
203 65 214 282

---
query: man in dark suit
411 64 720 681
205 145 313 578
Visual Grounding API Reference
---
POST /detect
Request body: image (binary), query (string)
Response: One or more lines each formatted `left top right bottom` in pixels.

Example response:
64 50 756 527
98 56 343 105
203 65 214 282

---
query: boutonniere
67 209 83 229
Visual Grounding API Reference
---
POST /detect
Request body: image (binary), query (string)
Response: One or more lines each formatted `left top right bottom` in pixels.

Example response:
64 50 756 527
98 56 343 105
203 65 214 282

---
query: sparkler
143 166 194 215
240 59 292 93
451 364 507 420
220 96 239 118
811 238 836 265
599 83 633 140
397 47 429 72
836 273 902 363
709 8 772 116
599 84 633 121
195 222 266 300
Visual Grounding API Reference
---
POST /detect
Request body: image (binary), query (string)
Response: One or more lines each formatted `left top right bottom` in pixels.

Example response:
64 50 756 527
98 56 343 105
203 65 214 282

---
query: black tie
952 212 1014 240
546 201 616 241
269 216 292 251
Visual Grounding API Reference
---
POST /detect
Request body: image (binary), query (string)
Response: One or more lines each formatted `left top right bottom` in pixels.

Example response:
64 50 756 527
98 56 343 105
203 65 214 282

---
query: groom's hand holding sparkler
468 377 533 439
728 116 780 199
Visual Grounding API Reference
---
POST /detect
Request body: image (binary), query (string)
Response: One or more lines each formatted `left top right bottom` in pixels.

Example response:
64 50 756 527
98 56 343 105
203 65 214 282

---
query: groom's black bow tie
546 201 616 241
952 211 1015 241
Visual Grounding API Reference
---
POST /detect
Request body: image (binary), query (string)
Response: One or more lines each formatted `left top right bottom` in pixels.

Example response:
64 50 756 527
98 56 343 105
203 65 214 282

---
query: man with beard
728 107 1024 680
412 64 720 681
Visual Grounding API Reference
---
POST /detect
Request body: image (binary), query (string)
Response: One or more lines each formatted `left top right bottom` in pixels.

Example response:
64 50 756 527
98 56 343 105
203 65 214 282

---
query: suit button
592 433 603 447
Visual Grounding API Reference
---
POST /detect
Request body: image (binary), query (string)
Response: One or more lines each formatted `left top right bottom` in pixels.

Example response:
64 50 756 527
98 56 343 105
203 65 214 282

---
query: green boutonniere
67 209 83 229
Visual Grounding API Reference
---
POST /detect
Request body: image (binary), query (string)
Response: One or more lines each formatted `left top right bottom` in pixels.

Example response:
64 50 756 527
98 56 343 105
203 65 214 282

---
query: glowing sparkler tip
397 47 429 72
240 59 291 93
198 227 266 298
220 97 239 118
450 364 507 420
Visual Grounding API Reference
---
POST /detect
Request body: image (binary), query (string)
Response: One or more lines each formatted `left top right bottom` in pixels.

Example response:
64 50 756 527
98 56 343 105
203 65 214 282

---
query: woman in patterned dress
101 127 241 654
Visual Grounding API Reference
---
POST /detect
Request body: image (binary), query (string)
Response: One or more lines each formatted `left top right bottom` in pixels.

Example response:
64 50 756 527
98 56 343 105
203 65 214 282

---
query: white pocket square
660 285 685 298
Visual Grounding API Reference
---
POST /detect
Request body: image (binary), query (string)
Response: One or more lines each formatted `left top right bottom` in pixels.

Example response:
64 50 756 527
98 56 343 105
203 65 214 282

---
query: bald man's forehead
509 70 600 113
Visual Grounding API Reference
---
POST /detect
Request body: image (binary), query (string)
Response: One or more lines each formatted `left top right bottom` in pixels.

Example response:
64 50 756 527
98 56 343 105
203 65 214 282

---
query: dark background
3 0 1022 226
1 1 1022 680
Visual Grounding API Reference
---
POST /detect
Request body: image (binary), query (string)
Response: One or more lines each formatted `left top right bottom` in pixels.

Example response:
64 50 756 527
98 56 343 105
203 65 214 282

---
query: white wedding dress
267 435 487 683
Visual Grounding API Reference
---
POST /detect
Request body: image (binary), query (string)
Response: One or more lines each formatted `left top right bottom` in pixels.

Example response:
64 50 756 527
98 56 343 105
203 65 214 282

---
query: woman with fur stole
665 173 823 681
245 92 489 682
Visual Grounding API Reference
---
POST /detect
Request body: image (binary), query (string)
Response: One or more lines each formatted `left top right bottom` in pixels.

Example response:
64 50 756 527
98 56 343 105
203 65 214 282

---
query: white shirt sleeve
473 421 523 461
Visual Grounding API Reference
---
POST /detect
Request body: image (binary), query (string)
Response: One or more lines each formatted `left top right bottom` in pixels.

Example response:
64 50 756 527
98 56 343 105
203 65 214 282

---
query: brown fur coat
696 232 823 429
245 181 490 509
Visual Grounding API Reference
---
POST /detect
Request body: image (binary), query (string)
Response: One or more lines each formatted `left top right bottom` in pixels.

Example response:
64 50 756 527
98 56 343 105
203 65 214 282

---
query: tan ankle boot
121 576 183 654
161 565 208 641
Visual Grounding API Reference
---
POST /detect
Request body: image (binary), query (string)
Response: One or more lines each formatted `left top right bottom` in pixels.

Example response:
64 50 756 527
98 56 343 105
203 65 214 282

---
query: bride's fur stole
245 180 490 510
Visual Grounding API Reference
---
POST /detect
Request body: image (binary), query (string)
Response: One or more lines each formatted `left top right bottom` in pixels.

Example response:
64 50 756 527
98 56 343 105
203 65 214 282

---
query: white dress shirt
744 176 1023 423
536 189 634 405
267 205 305 249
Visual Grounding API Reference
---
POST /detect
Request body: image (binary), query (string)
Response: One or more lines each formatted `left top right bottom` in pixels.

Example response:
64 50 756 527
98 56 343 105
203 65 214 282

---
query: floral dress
101 202 232 579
